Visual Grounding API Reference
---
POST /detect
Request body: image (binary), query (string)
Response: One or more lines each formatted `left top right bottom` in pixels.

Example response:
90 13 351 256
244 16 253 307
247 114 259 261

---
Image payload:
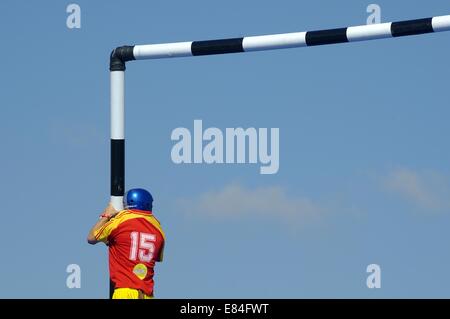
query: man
87 188 165 299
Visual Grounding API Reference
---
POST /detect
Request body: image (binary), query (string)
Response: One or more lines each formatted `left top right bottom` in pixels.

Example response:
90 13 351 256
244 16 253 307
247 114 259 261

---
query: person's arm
87 203 119 245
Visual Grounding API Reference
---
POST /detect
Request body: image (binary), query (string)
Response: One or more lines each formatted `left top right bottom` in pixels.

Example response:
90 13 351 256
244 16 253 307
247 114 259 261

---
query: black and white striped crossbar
109 14 450 208
109 13 450 208
110 15 450 70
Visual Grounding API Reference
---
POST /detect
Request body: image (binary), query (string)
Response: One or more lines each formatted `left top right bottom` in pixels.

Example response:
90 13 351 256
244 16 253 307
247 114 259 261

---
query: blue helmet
123 188 153 211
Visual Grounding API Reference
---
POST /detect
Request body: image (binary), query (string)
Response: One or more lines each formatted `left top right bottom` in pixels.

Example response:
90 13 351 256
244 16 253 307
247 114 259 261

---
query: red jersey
94 209 165 296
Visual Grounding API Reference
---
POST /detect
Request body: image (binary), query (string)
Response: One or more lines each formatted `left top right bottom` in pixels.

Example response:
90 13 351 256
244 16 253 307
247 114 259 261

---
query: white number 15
129 232 156 262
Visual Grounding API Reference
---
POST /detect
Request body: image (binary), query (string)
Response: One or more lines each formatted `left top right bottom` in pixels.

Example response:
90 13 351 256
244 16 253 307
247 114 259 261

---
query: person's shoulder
120 209 157 222
150 214 162 225
119 209 132 214
111 209 134 221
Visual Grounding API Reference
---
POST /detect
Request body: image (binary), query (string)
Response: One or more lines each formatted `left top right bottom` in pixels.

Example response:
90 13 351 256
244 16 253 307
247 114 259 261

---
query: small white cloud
177 183 322 225
383 168 450 211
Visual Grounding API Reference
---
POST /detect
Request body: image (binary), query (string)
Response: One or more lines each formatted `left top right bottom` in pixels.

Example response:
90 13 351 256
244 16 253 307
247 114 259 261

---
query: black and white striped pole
109 47 134 212
108 15 450 297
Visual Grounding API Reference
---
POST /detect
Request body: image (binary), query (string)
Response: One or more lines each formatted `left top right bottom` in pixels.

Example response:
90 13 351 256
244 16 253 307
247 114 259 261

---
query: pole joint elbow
109 46 135 71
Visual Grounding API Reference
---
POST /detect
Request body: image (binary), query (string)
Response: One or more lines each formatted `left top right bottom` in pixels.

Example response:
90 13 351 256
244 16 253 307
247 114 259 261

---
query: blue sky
1 0 450 298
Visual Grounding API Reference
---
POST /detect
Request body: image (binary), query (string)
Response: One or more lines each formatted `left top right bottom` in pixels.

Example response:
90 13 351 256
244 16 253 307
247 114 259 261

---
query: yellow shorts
112 288 153 299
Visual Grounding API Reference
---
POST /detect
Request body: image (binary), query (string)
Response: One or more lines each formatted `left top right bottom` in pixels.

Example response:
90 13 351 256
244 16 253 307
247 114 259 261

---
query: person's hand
102 202 119 219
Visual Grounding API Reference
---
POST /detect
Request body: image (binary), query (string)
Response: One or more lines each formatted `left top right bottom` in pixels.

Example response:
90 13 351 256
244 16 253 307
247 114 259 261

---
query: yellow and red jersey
94 209 165 296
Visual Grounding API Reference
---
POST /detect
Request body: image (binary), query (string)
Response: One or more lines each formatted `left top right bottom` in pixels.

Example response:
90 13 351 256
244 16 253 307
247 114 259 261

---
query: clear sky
1 0 450 298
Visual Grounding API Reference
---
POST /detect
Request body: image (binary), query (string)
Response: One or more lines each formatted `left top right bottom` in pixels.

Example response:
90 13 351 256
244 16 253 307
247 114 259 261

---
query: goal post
108 14 450 298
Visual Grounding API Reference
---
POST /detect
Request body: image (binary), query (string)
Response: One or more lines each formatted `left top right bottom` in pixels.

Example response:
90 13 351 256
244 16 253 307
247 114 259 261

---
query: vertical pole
110 70 125 298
